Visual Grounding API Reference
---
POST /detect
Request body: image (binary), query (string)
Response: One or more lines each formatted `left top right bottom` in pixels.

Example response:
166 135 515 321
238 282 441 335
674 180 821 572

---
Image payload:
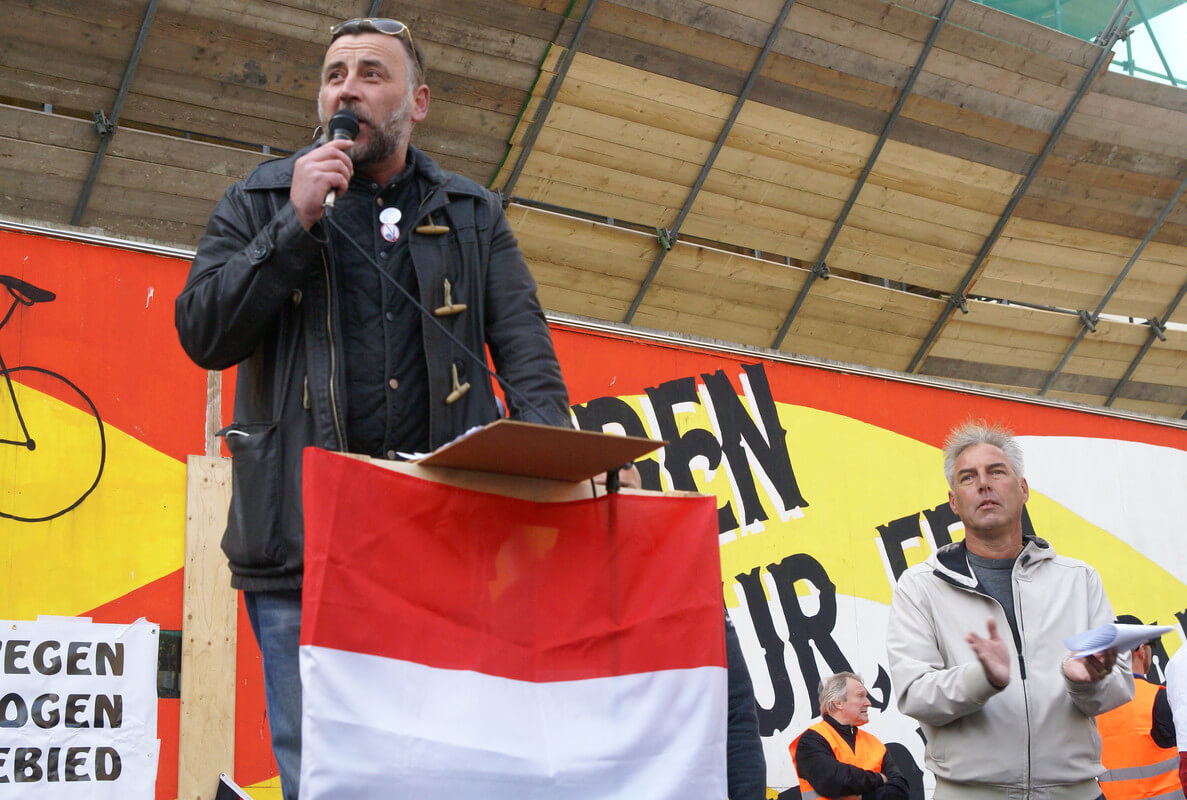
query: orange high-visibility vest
1098 678 1180 800
791 719 887 800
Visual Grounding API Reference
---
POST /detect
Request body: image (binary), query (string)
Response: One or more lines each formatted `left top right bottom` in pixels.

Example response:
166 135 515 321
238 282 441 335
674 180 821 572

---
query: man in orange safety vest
1098 616 1178 800
791 672 909 800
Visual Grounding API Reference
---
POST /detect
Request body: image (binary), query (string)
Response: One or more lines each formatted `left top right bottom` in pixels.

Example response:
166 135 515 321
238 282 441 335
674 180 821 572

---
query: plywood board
416 419 664 481
179 455 236 800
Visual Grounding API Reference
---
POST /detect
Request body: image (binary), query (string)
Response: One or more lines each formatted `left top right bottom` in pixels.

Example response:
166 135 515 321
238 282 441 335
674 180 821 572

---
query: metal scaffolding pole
500 0 601 202
621 0 798 324
1105 280 1187 408
1131 0 1179 86
905 0 1130 374
72 0 160 226
771 0 957 349
1038 173 1187 395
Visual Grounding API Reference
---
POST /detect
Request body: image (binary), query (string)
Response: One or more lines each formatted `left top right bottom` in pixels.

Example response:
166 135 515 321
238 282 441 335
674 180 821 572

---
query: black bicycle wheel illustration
0 366 106 522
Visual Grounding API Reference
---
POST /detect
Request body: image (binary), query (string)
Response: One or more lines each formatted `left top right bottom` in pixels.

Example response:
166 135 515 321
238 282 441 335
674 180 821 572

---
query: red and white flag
299 449 727 799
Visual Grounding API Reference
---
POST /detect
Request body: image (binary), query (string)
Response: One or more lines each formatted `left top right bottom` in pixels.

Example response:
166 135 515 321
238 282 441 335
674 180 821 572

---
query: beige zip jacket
887 535 1134 800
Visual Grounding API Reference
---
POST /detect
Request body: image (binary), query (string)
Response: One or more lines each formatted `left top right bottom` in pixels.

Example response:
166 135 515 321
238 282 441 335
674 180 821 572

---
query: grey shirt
967 551 1018 631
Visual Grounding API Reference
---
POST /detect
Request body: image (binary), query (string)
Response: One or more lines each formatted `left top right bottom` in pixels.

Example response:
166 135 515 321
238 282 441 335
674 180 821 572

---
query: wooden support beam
179 456 236 800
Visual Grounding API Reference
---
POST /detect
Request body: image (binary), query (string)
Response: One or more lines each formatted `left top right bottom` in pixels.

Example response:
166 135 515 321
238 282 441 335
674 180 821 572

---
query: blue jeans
244 589 303 800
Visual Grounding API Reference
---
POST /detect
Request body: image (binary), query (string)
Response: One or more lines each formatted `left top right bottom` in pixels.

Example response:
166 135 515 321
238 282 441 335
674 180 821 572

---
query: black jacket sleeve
1152 686 1176 749
480 196 570 427
725 610 767 800
177 178 325 371
868 747 911 800
795 729 885 798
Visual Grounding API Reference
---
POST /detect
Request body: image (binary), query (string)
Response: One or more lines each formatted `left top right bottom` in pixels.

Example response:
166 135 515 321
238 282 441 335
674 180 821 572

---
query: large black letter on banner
768 554 851 718
702 364 807 527
735 567 796 735
570 396 661 490
878 502 961 583
645 377 736 532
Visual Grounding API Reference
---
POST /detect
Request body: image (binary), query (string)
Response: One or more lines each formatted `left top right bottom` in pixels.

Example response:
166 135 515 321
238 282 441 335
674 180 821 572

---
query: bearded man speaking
175 18 570 800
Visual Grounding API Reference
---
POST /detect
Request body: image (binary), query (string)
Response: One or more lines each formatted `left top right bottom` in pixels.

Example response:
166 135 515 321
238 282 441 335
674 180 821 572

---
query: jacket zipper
320 251 346 451
936 556 1032 790
1013 560 1032 795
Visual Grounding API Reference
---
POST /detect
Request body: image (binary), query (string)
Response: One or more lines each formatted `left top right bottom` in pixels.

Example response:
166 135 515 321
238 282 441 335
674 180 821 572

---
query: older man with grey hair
792 672 908 800
887 420 1133 800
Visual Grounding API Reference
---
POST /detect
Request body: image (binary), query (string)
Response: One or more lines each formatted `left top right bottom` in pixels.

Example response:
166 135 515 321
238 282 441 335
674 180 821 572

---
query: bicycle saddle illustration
0 275 55 305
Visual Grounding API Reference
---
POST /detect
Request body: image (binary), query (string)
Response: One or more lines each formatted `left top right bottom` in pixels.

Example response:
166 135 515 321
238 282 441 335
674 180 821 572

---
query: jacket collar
822 712 858 738
929 532 1054 590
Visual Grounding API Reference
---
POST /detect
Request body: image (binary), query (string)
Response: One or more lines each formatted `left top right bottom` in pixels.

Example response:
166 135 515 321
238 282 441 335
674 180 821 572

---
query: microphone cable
319 205 554 425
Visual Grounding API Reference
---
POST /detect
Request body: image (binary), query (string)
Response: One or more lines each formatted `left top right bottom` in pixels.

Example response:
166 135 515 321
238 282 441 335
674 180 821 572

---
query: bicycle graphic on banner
0 275 106 522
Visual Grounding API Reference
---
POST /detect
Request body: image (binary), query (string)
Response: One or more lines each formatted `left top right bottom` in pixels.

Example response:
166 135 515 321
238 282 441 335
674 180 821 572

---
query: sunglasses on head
329 18 422 76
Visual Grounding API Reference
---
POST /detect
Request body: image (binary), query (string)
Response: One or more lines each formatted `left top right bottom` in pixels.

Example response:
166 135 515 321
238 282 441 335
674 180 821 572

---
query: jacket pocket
218 422 284 569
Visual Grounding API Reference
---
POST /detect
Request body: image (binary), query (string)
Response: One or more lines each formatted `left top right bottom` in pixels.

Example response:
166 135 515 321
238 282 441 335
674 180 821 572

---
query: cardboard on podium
414 418 664 482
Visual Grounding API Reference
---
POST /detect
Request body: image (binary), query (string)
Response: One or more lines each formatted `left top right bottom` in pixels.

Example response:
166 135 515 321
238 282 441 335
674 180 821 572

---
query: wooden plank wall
0 0 571 243
500 0 1187 417
2 0 1185 417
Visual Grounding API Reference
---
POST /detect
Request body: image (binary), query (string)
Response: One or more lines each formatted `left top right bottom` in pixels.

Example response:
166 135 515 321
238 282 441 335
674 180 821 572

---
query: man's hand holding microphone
291 109 358 230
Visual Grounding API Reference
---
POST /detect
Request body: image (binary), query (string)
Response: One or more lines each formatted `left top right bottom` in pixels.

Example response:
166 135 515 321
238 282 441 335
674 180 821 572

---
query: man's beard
319 94 413 167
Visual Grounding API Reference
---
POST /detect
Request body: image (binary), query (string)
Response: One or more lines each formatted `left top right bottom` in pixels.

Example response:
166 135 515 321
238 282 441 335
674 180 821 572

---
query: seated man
792 672 909 800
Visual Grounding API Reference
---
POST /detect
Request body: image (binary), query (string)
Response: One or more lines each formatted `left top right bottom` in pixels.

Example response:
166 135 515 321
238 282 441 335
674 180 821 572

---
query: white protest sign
0 616 159 797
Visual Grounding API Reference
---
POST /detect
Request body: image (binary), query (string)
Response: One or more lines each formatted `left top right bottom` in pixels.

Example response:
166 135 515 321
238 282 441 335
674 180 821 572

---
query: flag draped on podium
299 449 727 800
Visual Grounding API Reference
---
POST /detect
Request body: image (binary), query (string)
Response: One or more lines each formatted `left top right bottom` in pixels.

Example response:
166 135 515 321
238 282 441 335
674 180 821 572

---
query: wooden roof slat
773 0 959 348
622 0 797 322
907 14 1125 373
659 249 807 293
559 56 738 137
1094 69 1187 114
157 0 349 39
971 276 1182 322
637 274 800 329
1013 199 1187 252
1040 150 1185 196
853 181 1001 234
1065 107 1187 159
630 306 794 350
778 315 930 366
1127 333 1187 385
891 0 1100 67
1075 85 1187 144
512 173 674 228
900 93 1047 156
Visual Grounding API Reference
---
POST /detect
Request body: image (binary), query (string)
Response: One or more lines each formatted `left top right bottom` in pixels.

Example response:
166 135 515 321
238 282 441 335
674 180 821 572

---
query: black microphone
323 109 359 209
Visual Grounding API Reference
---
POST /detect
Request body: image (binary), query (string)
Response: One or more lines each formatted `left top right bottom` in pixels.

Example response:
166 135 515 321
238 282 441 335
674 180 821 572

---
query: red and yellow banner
3 229 1185 797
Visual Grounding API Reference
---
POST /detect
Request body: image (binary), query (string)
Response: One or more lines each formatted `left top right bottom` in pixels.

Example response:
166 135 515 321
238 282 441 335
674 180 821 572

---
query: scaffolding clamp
1078 310 1099 333
1148 316 1167 342
949 292 968 314
811 261 830 280
93 110 116 138
656 227 674 251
